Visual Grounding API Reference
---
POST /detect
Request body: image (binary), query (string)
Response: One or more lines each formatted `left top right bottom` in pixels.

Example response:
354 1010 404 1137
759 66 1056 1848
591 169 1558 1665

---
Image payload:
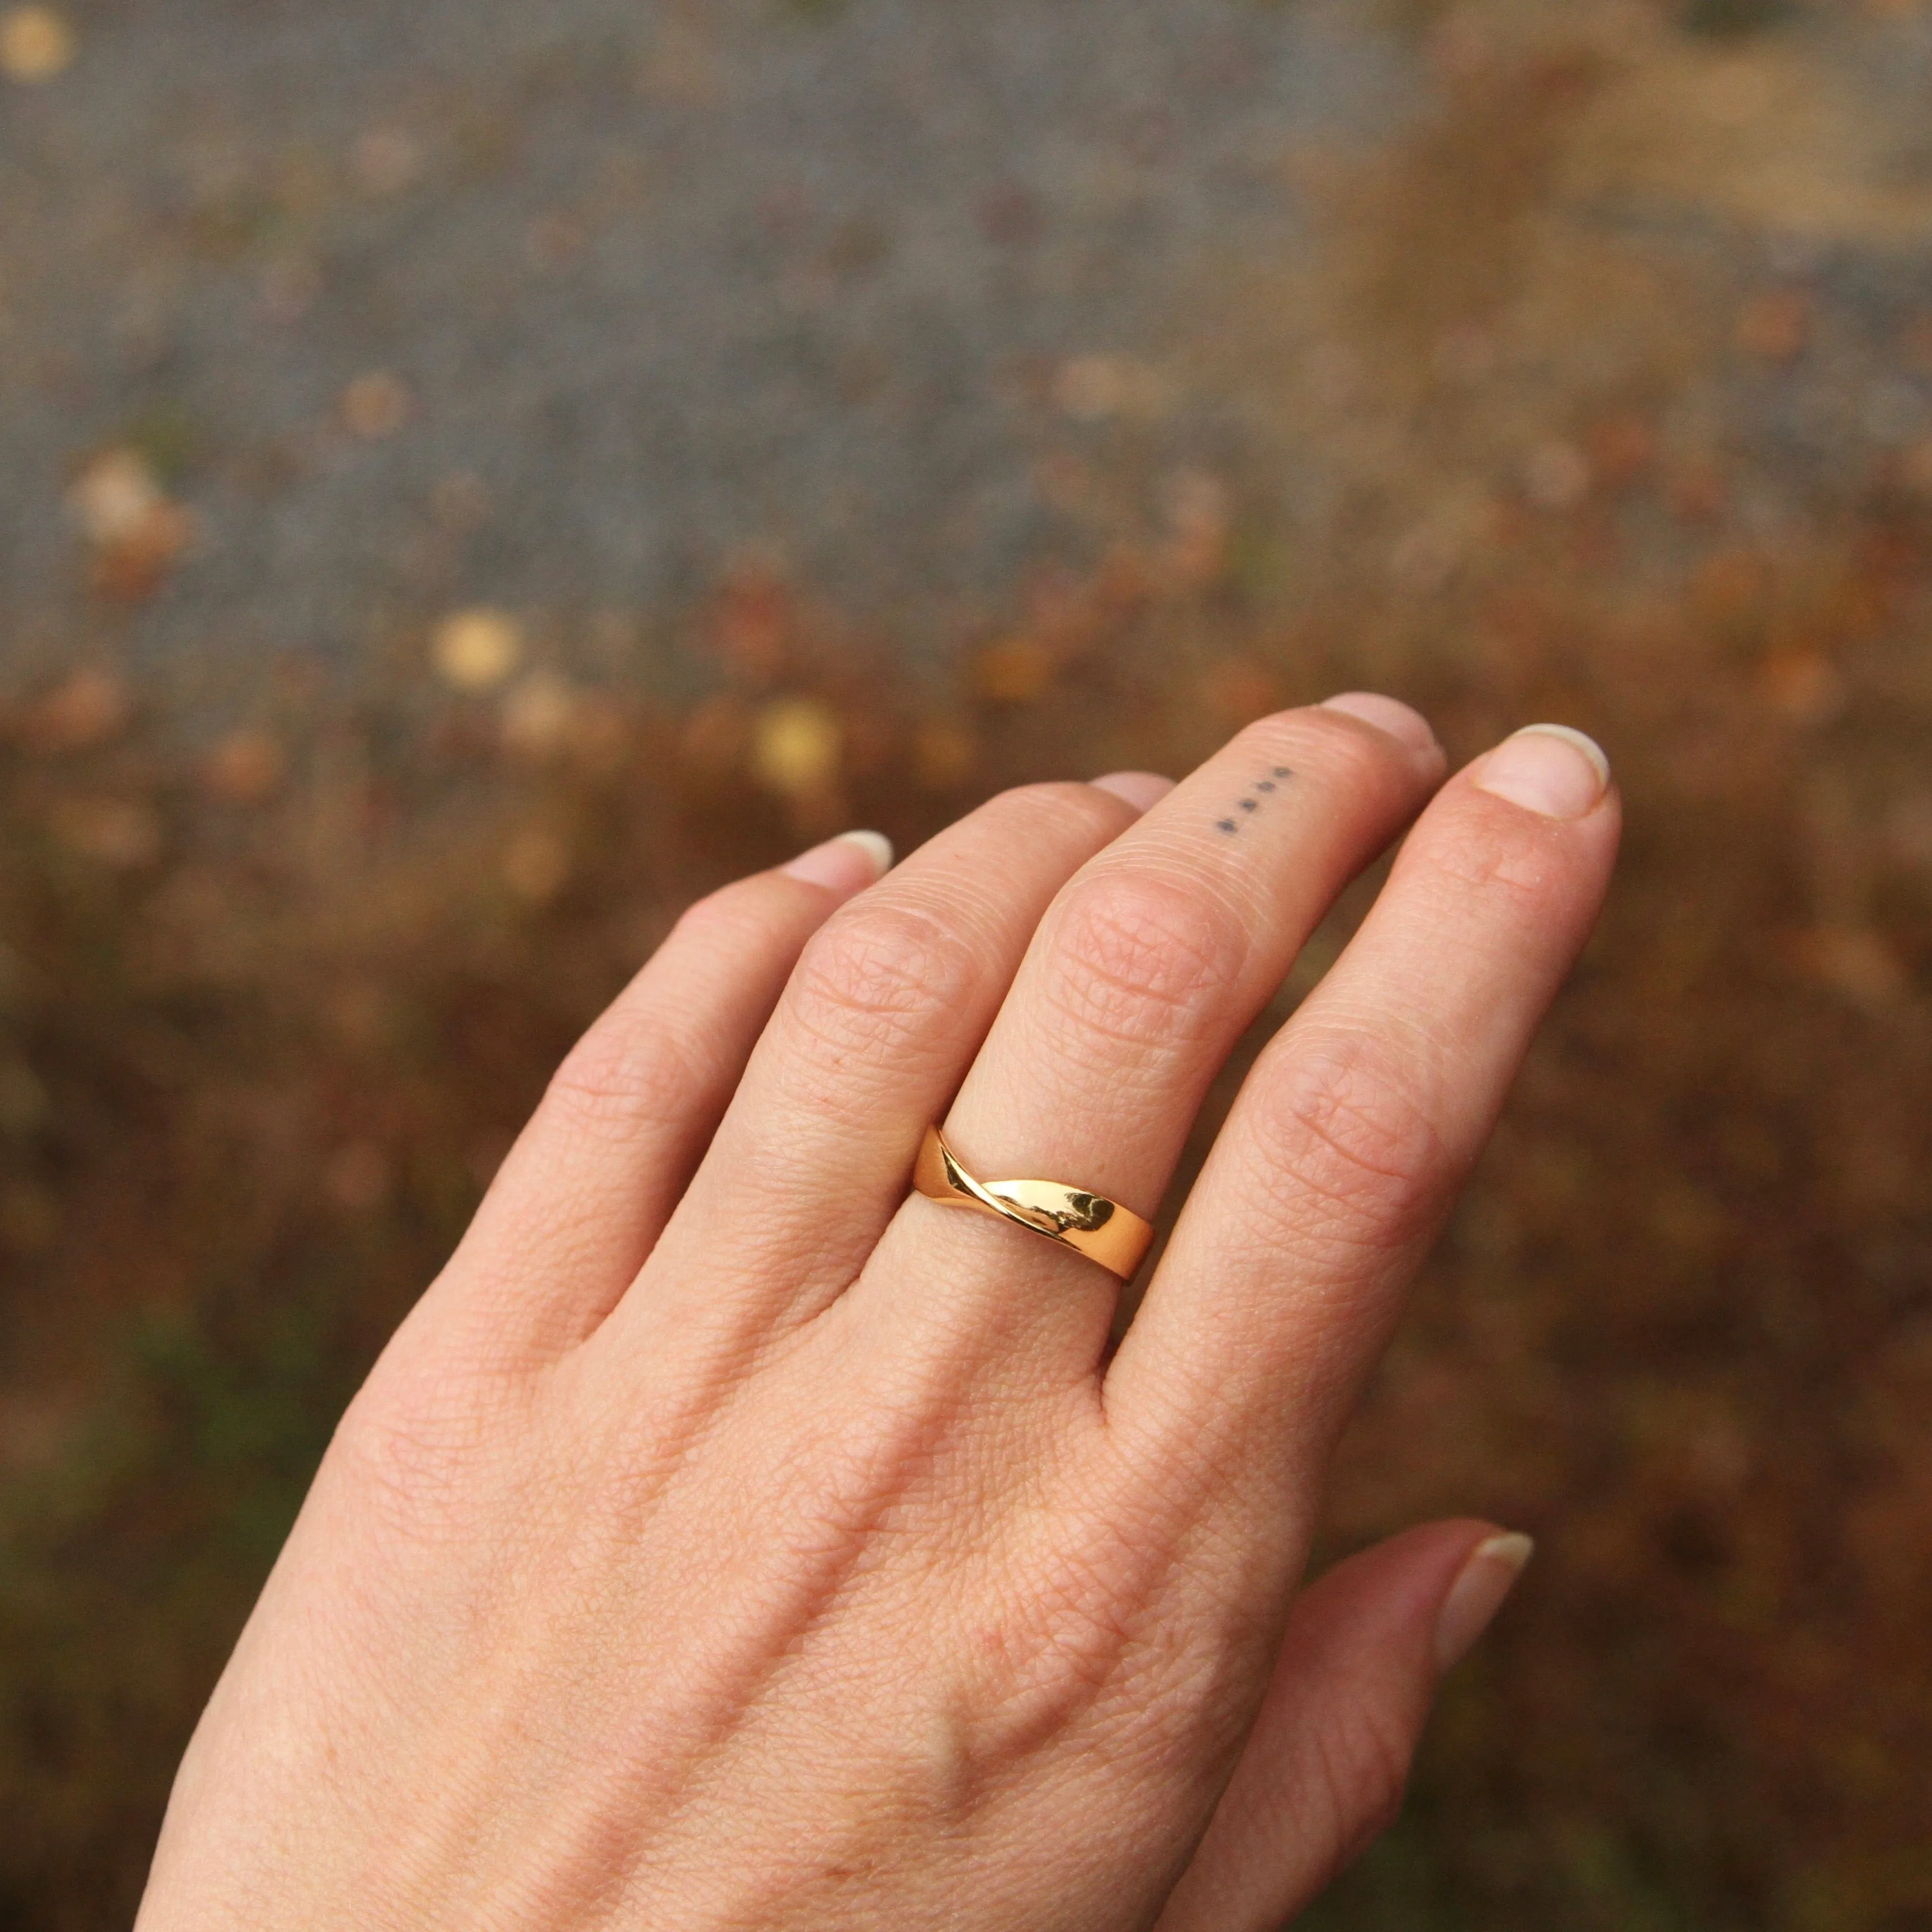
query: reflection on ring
911 1125 1153 1282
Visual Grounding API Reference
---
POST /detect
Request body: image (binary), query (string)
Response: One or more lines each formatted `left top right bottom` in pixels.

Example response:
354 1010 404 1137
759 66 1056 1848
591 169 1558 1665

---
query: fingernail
781 830 894 893
1474 726 1610 821
1091 771 1176 812
1434 1532 1535 1671
1320 691 1439 756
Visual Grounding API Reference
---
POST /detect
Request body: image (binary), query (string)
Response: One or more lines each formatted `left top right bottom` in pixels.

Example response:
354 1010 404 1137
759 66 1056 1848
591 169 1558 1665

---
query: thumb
1154 1519 1533 1932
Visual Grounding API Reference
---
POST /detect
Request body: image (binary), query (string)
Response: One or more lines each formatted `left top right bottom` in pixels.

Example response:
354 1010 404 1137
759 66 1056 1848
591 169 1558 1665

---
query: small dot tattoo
1218 769 1292 836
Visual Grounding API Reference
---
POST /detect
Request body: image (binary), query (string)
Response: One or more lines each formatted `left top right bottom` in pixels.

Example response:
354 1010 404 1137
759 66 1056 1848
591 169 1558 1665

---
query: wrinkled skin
139 699 1618 1931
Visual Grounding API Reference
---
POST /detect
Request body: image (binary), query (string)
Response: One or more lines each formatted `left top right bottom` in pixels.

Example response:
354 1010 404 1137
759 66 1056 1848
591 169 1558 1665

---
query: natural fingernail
1091 770 1176 812
1434 1532 1535 1672
1320 691 1439 755
781 830 893 893
1474 726 1610 821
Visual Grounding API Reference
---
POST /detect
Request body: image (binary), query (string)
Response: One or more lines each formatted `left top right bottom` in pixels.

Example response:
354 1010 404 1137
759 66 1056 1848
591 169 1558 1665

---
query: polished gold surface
912 1125 1154 1281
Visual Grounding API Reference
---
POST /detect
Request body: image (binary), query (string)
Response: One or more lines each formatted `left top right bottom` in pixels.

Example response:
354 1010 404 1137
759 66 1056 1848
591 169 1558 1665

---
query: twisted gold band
912 1125 1155 1282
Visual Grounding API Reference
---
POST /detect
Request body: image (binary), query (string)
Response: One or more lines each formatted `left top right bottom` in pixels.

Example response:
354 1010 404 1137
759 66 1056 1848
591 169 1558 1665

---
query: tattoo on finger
1216 768 1294 836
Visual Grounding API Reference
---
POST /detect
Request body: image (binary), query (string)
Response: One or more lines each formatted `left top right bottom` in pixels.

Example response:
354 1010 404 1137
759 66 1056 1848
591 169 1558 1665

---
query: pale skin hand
138 696 1619 1931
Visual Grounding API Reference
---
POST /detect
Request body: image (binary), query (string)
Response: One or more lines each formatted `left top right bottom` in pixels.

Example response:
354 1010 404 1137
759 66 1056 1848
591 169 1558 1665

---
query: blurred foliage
4 0 1932 1927
4 470 1931 1924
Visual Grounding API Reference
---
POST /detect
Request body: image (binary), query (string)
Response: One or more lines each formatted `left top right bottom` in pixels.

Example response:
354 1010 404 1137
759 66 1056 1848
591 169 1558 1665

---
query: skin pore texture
136 697 1618 1932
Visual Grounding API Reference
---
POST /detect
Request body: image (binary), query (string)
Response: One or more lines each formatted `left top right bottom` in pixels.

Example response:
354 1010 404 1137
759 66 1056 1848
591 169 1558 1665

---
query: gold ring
912 1125 1154 1281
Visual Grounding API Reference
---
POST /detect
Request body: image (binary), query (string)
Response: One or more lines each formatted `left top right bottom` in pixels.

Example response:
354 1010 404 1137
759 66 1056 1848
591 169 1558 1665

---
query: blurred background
2 0 1930 1924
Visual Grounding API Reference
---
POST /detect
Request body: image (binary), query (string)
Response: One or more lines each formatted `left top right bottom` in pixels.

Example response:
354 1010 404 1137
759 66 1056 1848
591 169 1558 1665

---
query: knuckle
1249 1030 1446 1250
1041 873 1244 1052
986 778 1126 834
544 1006 699 1149
786 902 977 1061
332 1366 503 1541
956 1525 1164 1756
537 872 802 1147
1423 817 1557 912
665 875 770 950
1236 708 1405 794
1026 1526 1148 1672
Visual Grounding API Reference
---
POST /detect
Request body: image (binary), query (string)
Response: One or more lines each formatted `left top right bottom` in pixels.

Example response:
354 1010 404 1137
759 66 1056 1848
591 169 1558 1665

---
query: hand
138 697 1618 1931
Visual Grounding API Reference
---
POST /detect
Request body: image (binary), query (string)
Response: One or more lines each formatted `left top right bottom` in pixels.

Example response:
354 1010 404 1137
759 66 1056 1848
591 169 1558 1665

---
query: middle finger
852 695 1446 1378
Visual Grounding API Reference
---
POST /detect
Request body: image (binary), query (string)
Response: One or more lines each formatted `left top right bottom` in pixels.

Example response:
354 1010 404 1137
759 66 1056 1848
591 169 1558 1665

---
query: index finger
1104 724 1620 1543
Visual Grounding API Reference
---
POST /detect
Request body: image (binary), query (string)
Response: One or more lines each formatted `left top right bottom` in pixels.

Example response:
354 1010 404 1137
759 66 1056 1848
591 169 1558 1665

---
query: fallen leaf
0 7 73 82
68 449 165 547
750 698 842 799
1667 458 1730 525
343 372 411 440
201 727 287 804
433 609 523 692
48 797 163 869
18 670 130 755
971 638 1053 704
351 129 422 196
1758 650 1844 723
1588 415 1659 489
1203 656 1283 726
1791 926 1909 1007
1053 353 1168 422
710 564 795 684
912 718 978 790
1692 548 1769 627
67 449 193 600
500 672 581 760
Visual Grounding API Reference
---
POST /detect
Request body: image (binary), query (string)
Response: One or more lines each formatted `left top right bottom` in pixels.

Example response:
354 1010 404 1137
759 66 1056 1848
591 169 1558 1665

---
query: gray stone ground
0 0 1409 701
10 0 1932 728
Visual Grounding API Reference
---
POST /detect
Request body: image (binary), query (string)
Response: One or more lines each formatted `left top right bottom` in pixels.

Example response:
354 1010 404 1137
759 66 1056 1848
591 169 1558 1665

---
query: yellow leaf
1 7 74 83
750 698 842 799
433 609 523 692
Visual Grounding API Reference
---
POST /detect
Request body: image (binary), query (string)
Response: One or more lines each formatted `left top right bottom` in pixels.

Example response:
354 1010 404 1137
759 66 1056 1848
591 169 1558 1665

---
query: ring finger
595 775 1165 1366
